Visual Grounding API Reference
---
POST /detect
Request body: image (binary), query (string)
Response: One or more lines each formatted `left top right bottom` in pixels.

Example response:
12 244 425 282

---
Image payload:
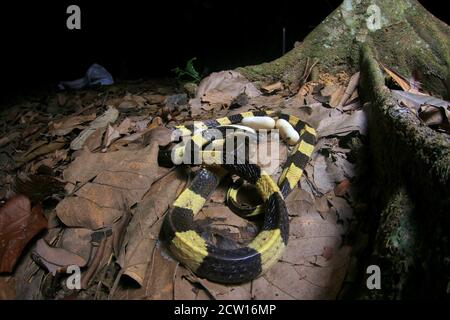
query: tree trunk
238 0 450 99
237 0 450 299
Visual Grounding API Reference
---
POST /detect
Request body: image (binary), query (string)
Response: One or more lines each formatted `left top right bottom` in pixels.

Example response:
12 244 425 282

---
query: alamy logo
66 5 81 30
366 4 382 31
366 265 381 290
66 265 81 290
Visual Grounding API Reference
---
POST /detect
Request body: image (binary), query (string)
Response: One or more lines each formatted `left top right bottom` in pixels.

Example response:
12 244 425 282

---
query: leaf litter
0 70 368 299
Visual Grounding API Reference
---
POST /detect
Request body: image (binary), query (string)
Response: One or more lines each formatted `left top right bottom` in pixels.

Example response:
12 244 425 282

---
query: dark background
0 0 448 102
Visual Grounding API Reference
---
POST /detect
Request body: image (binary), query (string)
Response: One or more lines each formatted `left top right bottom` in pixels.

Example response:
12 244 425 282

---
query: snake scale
159 110 316 284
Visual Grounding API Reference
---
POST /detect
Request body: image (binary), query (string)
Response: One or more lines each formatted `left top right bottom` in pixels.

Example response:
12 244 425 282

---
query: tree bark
238 0 450 99
235 0 450 299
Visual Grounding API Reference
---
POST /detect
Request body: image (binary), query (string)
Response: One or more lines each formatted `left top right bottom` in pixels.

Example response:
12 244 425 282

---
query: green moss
238 0 449 98
356 45 450 299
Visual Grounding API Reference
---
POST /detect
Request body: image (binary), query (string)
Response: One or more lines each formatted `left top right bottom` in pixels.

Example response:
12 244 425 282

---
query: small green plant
172 57 201 83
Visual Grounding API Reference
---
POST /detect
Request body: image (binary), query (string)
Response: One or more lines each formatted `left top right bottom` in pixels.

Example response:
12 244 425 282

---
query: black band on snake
159 110 316 284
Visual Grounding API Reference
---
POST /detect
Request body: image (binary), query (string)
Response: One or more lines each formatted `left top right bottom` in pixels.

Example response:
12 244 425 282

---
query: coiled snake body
159 110 316 284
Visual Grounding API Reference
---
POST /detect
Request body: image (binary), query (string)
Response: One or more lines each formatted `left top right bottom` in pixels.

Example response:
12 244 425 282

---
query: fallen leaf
0 132 21 148
165 94 189 110
59 228 93 263
334 179 351 197
189 98 204 117
392 90 450 131
201 89 234 107
16 139 66 166
173 268 210 300
0 196 47 273
317 110 367 138
31 239 87 275
297 81 319 97
13 173 65 203
419 105 450 130
229 92 249 109
329 85 346 108
49 113 96 136
117 118 132 135
381 63 412 92
0 276 16 299
337 72 360 107
57 143 166 230
83 127 106 151
248 189 352 300
196 70 261 100
117 169 187 286
70 106 119 150
320 84 339 97
142 126 173 147
312 155 337 194
248 94 284 109
392 90 450 109
145 94 166 105
261 82 283 94
102 124 121 150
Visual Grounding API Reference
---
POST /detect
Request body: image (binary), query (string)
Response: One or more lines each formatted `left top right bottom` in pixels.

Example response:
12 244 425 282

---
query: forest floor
0 67 447 299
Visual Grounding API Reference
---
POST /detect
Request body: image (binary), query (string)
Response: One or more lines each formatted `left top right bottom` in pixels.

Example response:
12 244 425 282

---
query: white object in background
58 63 114 90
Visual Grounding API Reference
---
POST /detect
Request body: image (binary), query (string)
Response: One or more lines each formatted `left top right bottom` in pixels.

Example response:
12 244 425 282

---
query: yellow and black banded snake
158 110 316 284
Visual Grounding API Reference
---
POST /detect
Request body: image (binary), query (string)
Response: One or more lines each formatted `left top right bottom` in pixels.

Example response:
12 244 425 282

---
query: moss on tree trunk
235 0 450 298
237 0 450 99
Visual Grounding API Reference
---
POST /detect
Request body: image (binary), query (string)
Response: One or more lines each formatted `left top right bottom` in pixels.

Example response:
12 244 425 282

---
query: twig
108 269 124 300
81 237 107 289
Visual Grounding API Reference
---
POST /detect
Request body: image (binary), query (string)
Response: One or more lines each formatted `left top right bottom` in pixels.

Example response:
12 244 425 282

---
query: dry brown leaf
174 268 210 300
59 228 93 263
116 169 187 287
49 113 96 136
196 70 261 100
145 94 166 105
317 110 367 138
31 239 87 275
261 82 283 94
419 105 450 130
0 132 21 148
142 126 173 147
334 179 351 197
297 81 319 97
381 64 411 92
248 94 284 109
57 143 166 230
201 89 234 107
83 127 106 151
56 196 123 230
13 173 65 203
0 196 47 273
320 84 339 97
0 276 16 299
312 155 337 194
337 72 360 107
194 277 252 300
246 189 351 299
114 245 179 300
329 85 346 108
70 106 119 150
199 204 253 234
16 139 66 166
117 118 132 135
189 98 204 117
102 124 121 150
